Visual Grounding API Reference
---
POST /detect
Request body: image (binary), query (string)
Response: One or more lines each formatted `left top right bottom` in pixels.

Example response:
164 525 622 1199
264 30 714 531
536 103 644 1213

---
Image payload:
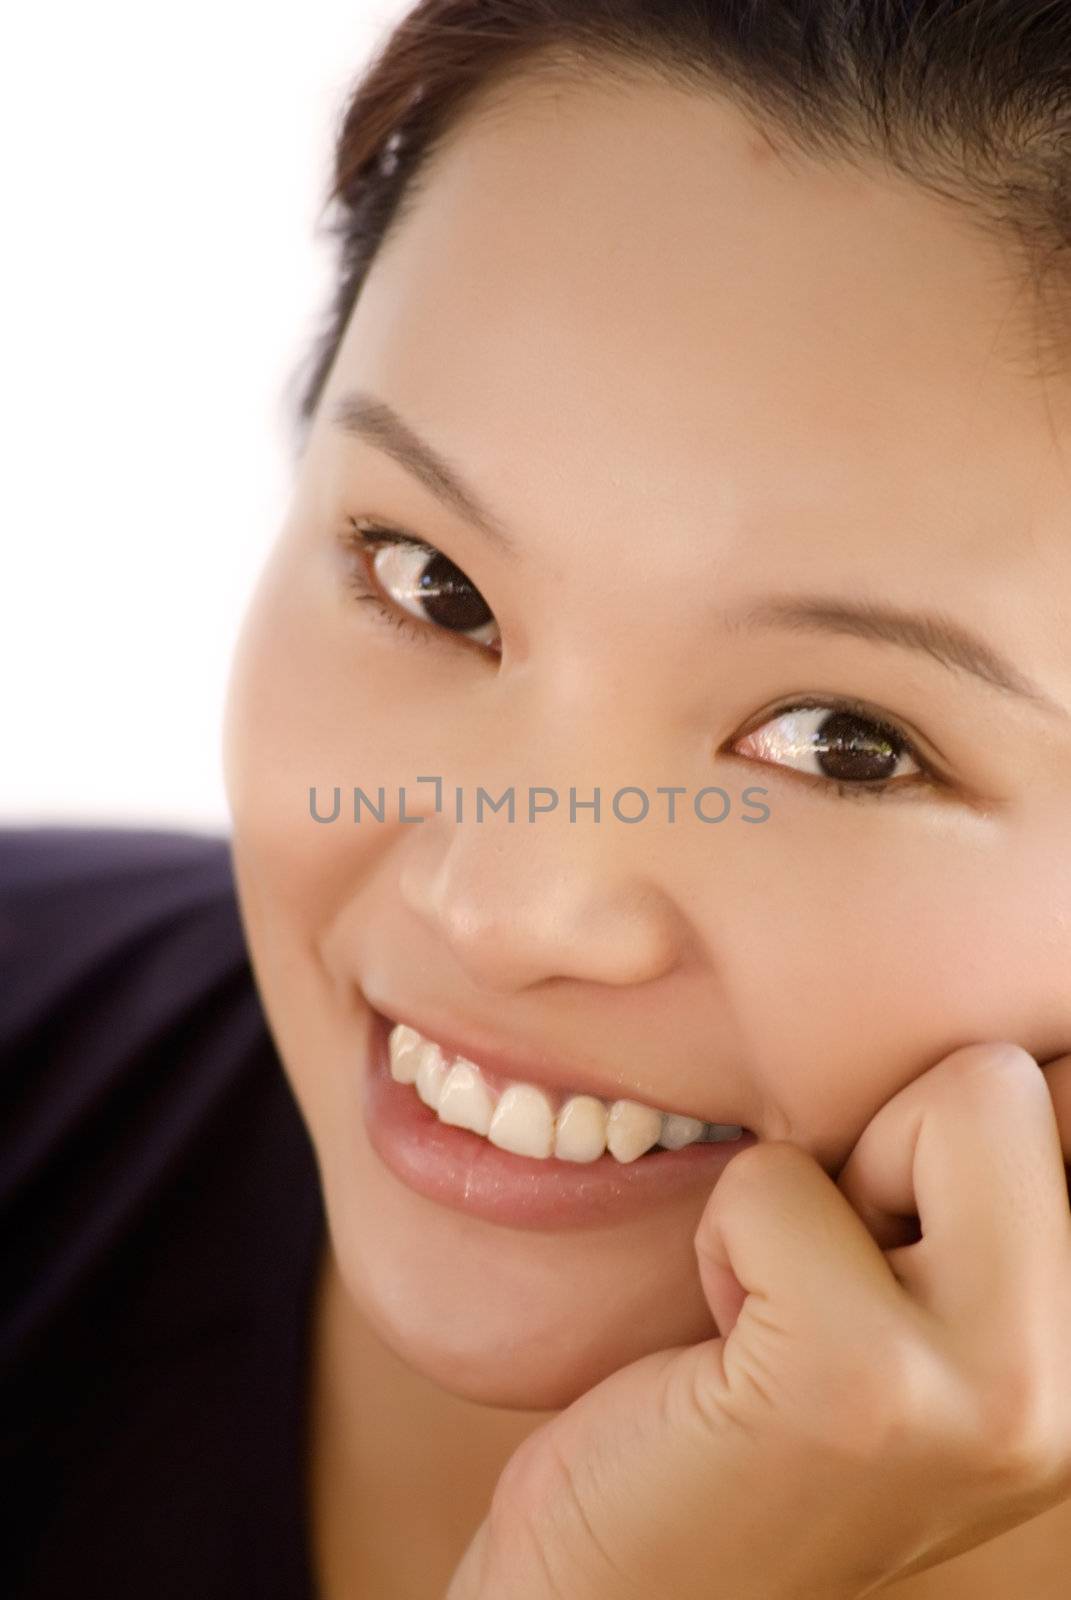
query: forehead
321 68 1071 619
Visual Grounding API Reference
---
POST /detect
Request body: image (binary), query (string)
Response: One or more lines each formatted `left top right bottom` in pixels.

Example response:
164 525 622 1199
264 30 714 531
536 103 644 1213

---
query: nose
397 779 691 995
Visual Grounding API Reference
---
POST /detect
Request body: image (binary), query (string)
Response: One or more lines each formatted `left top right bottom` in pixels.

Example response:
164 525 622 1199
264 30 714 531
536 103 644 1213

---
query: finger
836 1042 1070 1330
839 1050 1071 1253
1038 1051 1071 1164
694 1139 903 1350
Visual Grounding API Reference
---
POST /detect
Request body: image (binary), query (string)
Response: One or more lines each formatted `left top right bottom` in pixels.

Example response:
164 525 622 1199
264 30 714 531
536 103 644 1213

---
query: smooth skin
222 62 1071 1598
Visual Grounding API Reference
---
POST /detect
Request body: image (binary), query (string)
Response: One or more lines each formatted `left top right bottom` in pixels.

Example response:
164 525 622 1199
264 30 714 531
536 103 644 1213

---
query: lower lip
361 1007 758 1231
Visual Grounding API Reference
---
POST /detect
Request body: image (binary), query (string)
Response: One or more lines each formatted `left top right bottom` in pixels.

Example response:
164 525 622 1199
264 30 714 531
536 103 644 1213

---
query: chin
350 1291 656 1410
329 1174 718 1411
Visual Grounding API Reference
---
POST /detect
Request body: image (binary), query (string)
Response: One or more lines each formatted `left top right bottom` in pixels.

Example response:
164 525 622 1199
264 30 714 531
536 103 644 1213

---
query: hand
447 1042 1071 1600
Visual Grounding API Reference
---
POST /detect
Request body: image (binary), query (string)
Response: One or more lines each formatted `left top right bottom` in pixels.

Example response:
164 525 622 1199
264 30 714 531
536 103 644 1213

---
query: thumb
693 1140 901 1348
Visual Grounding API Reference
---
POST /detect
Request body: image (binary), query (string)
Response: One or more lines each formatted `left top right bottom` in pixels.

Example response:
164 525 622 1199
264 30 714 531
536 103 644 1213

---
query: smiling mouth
362 1007 759 1229
383 1014 748 1165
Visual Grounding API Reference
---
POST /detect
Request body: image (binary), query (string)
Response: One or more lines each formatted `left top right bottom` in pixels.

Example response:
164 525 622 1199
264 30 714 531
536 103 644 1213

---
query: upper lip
371 999 746 1127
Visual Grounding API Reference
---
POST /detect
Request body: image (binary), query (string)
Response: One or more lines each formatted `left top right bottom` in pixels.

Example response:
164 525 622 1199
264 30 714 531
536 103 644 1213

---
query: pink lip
361 1007 758 1231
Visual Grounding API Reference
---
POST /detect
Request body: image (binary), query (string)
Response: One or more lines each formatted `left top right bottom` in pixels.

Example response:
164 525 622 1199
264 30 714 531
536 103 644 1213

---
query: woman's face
223 69 1071 1408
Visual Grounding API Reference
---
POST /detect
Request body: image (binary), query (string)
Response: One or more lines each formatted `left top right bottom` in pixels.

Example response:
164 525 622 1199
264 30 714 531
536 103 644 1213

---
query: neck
306 1241 552 1600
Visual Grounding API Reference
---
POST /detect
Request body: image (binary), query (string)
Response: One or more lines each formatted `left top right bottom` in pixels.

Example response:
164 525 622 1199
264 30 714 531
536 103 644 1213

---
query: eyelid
345 515 437 555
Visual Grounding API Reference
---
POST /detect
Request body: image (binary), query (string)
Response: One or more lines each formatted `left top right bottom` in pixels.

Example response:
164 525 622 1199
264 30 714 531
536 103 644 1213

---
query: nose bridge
462 659 685 860
512 652 679 791
397 672 693 991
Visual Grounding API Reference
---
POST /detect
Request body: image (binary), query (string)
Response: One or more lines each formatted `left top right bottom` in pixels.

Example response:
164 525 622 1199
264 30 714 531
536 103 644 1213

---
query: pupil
418 554 493 632
814 711 900 781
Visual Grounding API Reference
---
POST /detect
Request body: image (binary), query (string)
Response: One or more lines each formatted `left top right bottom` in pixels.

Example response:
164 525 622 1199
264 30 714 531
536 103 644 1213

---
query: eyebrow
330 389 517 555
330 389 1064 718
726 595 1067 717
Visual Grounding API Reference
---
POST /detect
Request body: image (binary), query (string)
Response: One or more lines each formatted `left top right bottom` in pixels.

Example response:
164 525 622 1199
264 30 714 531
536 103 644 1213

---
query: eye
339 517 501 653
732 700 932 798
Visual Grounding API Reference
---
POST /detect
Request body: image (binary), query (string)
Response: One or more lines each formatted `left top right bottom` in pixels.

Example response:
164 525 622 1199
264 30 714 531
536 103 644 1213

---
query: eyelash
336 517 942 804
340 520 429 634
339 517 485 652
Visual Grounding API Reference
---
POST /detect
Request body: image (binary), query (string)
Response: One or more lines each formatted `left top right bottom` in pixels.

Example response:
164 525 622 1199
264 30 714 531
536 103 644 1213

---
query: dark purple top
0 826 326 1598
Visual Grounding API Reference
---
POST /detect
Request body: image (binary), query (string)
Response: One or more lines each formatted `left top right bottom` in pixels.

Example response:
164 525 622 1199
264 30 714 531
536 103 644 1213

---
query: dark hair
290 0 1071 446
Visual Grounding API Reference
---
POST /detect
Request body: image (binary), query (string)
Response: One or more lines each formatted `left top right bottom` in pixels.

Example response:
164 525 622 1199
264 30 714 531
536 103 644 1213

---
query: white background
2 2 412 834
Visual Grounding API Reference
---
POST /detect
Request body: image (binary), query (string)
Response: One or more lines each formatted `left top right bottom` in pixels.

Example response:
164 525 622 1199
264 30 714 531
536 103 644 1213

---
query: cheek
222 539 378 1119
223 526 473 833
713 810 1071 1155
221 533 465 1126
223 533 410 914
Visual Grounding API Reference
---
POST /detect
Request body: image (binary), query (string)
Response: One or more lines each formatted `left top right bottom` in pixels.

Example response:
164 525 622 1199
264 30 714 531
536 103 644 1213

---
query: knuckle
971 1376 1067 1492
717 1320 937 1469
707 1137 810 1206
937 1042 1041 1102
706 1136 767 1192
806 1320 972 1472
834 1333 943 1463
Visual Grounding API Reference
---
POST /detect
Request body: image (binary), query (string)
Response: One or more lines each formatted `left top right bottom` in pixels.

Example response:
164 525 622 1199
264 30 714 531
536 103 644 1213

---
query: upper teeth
387 1023 743 1165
